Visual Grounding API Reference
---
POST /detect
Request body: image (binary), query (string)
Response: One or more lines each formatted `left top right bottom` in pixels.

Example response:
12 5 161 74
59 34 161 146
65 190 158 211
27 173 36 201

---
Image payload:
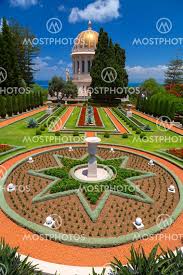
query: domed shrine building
71 21 98 97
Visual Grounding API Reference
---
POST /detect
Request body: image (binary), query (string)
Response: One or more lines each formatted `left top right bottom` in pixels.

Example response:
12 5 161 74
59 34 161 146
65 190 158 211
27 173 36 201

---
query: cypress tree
18 94 23 113
22 93 27 112
90 28 128 102
12 95 19 115
1 18 21 89
30 92 34 109
0 96 7 118
26 93 31 110
40 92 43 106
6 95 13 116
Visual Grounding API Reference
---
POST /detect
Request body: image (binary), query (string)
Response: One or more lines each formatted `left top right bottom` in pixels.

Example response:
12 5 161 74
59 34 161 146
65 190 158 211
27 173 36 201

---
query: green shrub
73 131 79 136
136 129 141 134
35 129 42 135
104 132 110 138
0 239 42 274
143 124 152 131
40 125 46 131
27 118 37 128
110 245 183 275
55 131 60 136
140 133 147 139
132 126 137 131
122 133 128 138
90 268 106 275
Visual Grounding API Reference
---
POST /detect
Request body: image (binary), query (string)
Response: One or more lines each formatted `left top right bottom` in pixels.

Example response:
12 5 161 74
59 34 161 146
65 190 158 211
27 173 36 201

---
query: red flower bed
0 144 11 153
93 107 103 127
78 107 86 126
168 148 183 159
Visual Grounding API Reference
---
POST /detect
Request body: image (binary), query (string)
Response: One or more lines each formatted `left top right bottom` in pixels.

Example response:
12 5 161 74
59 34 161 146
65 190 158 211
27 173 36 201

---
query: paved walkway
53 106 74 132
104 108 128 133
85 132 96 137
0 144 182 268
133 110 183 136
0 107 47 129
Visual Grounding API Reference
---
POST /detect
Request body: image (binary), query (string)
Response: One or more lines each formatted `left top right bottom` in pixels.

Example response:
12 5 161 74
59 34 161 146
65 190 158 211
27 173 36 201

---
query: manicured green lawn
64 107 116 131
0 107 182 163
98 107 116 131
0 111 84 162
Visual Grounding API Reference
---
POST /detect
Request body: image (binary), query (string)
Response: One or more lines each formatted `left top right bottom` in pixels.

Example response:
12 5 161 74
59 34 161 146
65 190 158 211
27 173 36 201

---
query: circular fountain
71 137 114 183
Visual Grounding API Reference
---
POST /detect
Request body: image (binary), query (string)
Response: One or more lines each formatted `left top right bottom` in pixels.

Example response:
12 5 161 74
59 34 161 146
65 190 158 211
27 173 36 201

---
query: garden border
0 145 25 157
0 144 182 247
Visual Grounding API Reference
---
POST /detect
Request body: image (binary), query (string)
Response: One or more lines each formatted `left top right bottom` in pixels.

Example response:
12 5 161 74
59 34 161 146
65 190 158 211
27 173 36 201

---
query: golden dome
73 21 99 52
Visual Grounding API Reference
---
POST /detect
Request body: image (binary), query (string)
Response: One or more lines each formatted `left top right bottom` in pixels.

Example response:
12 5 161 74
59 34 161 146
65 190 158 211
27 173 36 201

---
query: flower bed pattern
78 107 86 126
114 108 153 132
1 146 181 248
93 107 103 127
167 148 183 159
0 144 12 153
77 106 104 128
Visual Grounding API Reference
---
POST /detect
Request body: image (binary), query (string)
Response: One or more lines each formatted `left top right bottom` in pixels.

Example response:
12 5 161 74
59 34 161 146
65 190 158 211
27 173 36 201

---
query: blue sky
0 0 182 83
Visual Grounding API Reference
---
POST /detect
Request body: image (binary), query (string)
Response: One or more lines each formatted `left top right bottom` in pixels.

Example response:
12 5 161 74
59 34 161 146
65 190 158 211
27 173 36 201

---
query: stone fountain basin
69 164 115 183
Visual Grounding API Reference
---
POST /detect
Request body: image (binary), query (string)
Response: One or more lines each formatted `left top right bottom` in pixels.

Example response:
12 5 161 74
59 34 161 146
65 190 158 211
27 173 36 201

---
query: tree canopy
165 58 183 85
90 28 128 102
48 76 78 100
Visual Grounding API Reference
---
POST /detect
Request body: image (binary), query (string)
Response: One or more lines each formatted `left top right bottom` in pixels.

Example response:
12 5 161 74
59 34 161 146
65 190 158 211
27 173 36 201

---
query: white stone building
71 21 99 97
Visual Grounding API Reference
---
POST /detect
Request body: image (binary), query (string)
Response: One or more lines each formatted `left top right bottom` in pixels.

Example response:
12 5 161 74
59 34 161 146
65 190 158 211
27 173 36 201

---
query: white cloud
58 59 64 65
32 57 70 80
42 56 52 61
58 4 65 11
126 65 167 82
10 0 38 8
69 0 120 23
0 19 3 32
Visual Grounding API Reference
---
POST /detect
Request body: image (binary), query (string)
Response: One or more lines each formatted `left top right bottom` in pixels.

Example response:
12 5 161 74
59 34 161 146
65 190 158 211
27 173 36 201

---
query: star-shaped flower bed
29 154 154 222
